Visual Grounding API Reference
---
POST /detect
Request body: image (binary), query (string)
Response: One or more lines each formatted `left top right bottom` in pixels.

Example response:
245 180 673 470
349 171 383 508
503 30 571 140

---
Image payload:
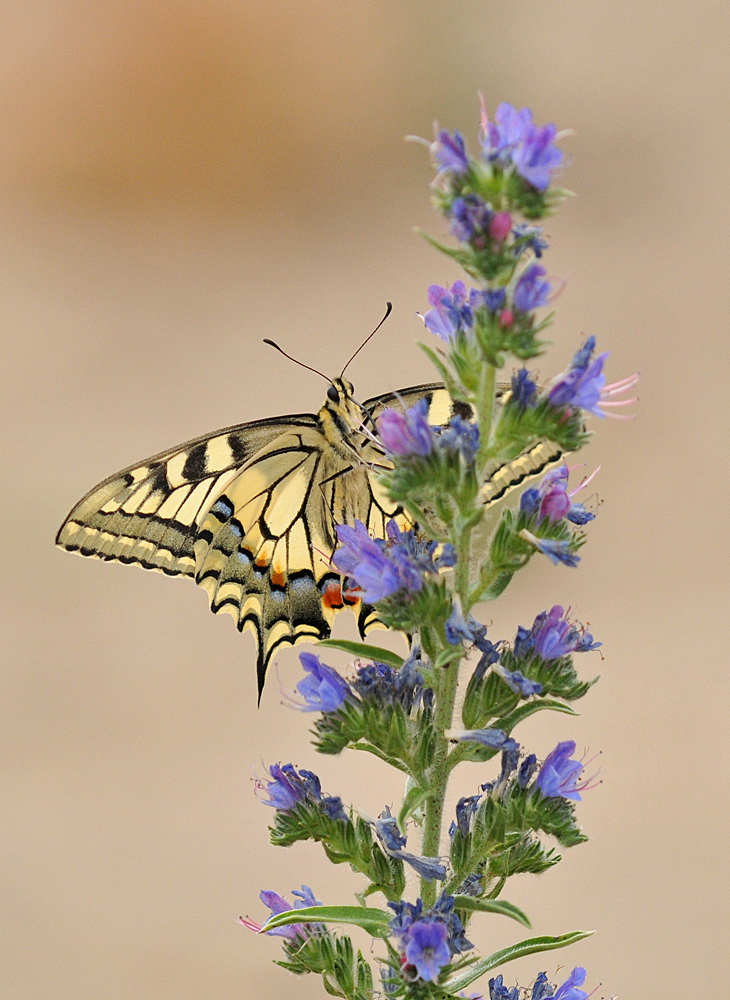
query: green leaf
495 699 578 732
317 639 405 669
262 905 391 938
452 896 531 928
445 930 594 992
398 784 431 830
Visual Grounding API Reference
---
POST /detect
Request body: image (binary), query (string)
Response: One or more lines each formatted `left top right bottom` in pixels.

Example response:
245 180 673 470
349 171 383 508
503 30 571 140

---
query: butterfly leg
317 465 354 535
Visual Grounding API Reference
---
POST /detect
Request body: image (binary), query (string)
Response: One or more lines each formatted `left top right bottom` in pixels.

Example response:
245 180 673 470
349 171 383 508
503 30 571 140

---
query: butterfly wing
193 422 377 698
55 413 318 577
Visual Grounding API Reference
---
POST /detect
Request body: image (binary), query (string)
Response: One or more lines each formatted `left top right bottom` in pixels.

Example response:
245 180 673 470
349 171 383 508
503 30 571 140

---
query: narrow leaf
398 784 431 830
452 896 531 928
262 905 390 938
445 930 594 992
318 639 405 669
496 699 578 732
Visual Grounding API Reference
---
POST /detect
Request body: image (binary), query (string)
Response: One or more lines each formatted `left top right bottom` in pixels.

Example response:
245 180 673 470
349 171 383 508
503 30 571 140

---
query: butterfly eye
327 385 340 403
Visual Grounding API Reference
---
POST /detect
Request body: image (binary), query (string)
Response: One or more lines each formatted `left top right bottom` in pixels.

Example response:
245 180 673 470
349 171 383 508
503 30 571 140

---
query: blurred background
1 2 728 997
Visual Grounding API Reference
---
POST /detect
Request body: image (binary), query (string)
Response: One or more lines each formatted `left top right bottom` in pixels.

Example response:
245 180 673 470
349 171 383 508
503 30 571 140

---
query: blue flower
453 794 481 837
450 193 493 242
432 128 470 175
495 664 543 697
488 974 519 1000
375 807 447 882
518 753 537 788
510 367 538 408
294 652 350 713
512 223 549 258
536 740 586 800
552 967 588 1000
352 650 428 713
405 921 451 982
445 602 477 645
422 281 480 341
520 530 581 567
335 520 445 604
481 103 563 191
531 973 552 1000
388 894 472 964
550 336 643 423
259 762 311 811
513 264 551 312
239 885 322 940
521 465 597 527
482 103 533 158
321 795 348 822
378 398 434 457
334 520 402 602
512 122 563 191
484 287 507 313
449 728 519 752
516 606 601 661
437 415 480 463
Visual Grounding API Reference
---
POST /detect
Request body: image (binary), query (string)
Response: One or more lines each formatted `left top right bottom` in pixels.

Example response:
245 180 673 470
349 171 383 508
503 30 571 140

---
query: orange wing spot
321 580 345 609
270 568 286 587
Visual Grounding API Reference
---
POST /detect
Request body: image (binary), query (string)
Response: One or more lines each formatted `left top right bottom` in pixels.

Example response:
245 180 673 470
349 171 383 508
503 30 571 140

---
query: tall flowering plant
241 100 638 1000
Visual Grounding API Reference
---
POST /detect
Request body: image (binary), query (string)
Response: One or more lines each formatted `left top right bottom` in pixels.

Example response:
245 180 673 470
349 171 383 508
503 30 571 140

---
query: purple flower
510 367 538 408
512 223 549 258
334 520 448 604
451 794 481 838
519 530 581 567
549 336 608 416
481 103 563 191
353 648 429 713
422 281 480 341
436 415 480 463
375 807 447 882
488 974 519 1000
552 968 588 1000
432 128 470 175
239 885 322 940
521 465 598 527
515 606 601 662
449 728 519 752
258 762 309 811
518 753 537 788
450 194 493 242
321 795 347 822
294 652 350 713
495 664 543 697
482 102 533 157
535 740 586 800
512 122 563 191
378 398 434 457
406 922 451 982
484 287 506 313
333 521 403 602
513 264 551 312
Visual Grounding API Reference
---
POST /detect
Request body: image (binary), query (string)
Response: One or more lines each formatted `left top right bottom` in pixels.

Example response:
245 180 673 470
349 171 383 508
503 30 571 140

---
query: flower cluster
387 894 472 983
242 96 630 1000
333 519 455 604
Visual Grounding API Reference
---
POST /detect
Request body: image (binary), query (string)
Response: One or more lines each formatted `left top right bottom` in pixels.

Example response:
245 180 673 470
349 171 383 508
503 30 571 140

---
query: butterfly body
57 378 564 698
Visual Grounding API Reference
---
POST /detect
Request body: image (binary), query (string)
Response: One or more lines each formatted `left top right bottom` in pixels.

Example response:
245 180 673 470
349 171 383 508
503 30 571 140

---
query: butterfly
56 326 564 699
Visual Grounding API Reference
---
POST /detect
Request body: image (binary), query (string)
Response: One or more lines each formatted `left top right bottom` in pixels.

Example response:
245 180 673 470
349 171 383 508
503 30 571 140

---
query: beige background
1 3 728 997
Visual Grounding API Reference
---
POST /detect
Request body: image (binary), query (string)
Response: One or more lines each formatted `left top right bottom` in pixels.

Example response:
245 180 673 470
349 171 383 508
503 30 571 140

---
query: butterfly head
321 377 371 444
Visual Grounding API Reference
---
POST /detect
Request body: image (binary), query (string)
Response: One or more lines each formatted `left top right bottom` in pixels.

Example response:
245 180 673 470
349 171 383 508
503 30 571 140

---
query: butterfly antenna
340 302 392 377
263 339 330 382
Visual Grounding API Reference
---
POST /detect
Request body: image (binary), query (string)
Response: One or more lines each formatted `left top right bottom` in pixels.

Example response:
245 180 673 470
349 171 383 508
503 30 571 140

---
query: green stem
419 653 460 906
476 361 497 476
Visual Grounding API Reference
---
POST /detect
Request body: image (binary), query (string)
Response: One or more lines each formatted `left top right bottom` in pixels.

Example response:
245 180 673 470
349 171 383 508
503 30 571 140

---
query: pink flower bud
489 211 512 241
499 308 514 327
